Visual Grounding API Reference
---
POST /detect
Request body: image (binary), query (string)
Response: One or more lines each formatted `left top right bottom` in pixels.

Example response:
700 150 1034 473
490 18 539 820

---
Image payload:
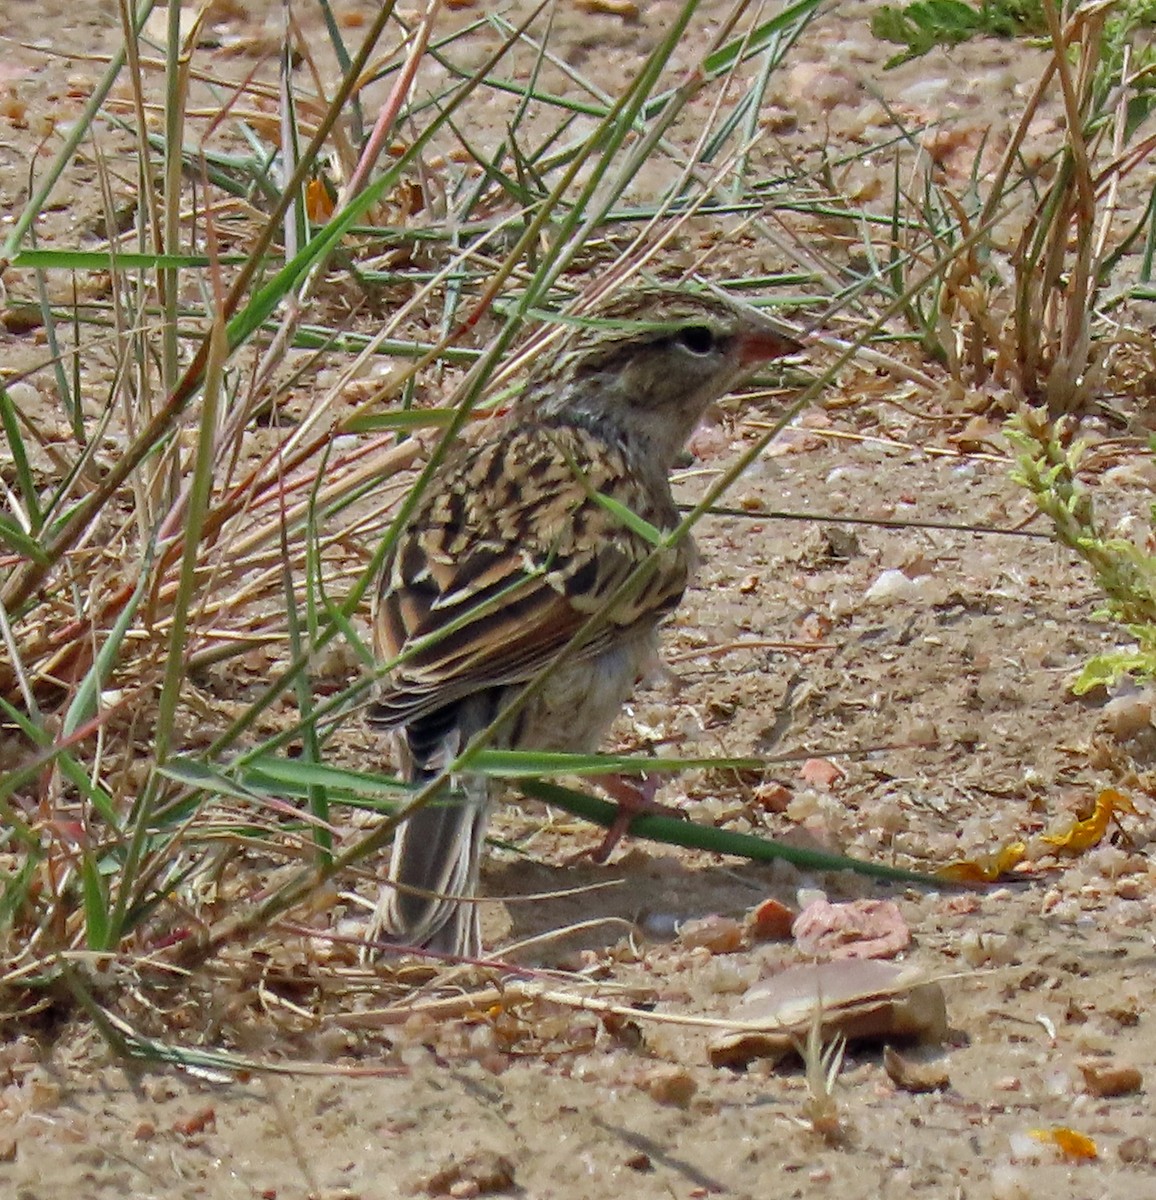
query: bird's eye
676 325 716 355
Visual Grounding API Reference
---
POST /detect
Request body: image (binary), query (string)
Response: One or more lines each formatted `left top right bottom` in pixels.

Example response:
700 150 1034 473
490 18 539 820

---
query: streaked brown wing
370 423 687 729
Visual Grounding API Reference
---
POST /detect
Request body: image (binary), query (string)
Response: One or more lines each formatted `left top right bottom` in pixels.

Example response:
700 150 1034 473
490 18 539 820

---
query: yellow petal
937 841 1026 883
1040 787 1136 855
1030 1126 1098 1160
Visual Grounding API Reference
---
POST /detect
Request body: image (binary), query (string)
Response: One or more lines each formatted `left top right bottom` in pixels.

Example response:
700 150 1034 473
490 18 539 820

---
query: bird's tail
368 765 490 960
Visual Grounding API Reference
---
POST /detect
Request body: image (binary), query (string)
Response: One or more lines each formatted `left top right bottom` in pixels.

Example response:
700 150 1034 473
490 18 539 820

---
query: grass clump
0 0 847 1031
862 0 1156 413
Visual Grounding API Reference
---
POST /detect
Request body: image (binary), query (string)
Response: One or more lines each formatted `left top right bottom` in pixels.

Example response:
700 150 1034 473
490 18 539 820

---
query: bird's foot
586 772 686 863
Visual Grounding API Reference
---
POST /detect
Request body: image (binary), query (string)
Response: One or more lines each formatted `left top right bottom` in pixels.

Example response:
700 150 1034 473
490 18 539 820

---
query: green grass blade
81 852 112 951
0 514 50 565
10 249 250 270
519 779 944 886
468 749 770 776
0 383 43 533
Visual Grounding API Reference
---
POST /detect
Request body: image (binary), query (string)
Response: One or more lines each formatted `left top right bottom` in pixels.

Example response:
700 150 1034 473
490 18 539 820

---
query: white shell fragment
708 959 948 1067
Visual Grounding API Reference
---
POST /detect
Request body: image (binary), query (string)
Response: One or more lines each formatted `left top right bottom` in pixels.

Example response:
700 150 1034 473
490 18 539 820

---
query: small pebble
1101 693 1153 739
990 1164 1032 1200
864 568 929 604
1007 1132 1044 1164
1079 1060 1143 1098
677 914 743 954
1118 1135 1150 1164
747 897 796 941
647 1066 697 1108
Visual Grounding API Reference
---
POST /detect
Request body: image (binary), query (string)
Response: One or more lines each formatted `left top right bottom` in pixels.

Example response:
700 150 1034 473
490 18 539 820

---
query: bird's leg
588 772 686 863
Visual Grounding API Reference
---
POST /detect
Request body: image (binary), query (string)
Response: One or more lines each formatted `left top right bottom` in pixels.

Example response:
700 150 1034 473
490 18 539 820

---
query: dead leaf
305 177 335 223
949 414 1003 452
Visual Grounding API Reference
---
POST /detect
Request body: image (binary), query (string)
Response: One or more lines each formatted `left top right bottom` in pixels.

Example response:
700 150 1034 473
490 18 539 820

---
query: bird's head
519 286 801 468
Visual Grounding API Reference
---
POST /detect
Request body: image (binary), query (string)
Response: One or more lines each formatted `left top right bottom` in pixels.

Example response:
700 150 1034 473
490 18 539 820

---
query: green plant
872 0 1046 68
861 0 1156 413
1009 409 1156 693
856 0 1156 707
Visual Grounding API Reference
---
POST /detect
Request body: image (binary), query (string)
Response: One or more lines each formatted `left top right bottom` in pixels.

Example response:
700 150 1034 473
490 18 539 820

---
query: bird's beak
738 323 804 365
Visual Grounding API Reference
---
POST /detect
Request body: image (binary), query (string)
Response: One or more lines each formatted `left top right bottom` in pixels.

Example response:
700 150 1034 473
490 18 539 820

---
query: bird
366 284 801 958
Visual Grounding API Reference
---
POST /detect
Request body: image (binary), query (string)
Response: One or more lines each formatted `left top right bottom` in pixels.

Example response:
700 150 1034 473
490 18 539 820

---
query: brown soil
1 2 1155 1199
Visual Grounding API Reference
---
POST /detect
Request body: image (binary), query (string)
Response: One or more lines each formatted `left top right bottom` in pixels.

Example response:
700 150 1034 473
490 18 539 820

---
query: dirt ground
2 1 1155 1198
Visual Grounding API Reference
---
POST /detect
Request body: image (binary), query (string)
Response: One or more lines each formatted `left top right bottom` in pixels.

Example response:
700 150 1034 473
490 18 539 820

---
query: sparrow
366 285 801 958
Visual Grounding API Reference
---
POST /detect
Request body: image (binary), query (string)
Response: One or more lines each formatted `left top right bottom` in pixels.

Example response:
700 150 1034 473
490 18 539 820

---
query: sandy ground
2 1 1155 1198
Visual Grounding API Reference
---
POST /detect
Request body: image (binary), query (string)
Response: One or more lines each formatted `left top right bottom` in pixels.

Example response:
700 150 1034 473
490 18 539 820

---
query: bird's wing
369 424 687 729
